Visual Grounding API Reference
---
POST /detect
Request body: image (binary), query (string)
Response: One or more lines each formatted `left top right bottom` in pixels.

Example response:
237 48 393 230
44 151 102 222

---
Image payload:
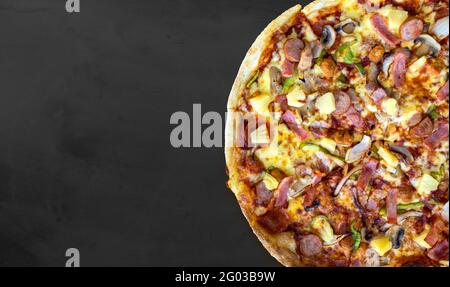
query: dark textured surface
0 0 306 266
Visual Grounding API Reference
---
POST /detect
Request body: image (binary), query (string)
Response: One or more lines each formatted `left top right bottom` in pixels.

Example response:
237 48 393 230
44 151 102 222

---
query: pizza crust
225 1 345 267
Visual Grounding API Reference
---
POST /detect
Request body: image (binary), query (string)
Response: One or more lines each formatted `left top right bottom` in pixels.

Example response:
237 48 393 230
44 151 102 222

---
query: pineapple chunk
407 56 428 78
255 146 295 176
370 236 392 256
414 224 432 249
311 216 335 244
315 92 336 115
417 174 439 196
378 146 399 167
379 5 409 34
286 85 306 108
262 173 279 190
320 138 337 153
250 125 270 145
258 68 271 95
381 98 399 116
249 94 272 116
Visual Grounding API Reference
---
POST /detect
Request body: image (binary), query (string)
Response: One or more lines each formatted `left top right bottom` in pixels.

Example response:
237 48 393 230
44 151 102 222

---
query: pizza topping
335 19 358 35
427 240 449 261
281 110 309 140
255 181 273 207
297 44 313 72
298 234 323 257
274 176 293 208
310 215 335 244
371 13 400 46
409 117 433 138
283 38 304 62
269 66 283 96
392 50 408 88
399 18 423 41
424 123 449 149
437 80 449 101
369 45 385 63
320 25 337 49
431 16 449 41
356 158 379 191
414 34 441 57
386 188 398 224
333 165 363 197
345 135 372 163
281 59 296 78
258 208 290 234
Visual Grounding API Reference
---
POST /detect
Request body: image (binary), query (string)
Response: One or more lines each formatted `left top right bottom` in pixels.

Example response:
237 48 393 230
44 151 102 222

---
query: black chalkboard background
0 0 309 266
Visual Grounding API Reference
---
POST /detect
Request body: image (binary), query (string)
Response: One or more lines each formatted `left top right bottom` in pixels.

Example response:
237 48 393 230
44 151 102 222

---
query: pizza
225 0 449 267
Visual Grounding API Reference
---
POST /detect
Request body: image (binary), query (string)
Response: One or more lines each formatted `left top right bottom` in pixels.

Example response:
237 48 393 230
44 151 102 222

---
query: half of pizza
225 0 449 267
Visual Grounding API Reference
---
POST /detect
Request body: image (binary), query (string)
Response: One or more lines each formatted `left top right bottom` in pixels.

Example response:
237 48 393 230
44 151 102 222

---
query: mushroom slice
431 16 449 40
321 25 337 49
365 248 381 267
414 34 441 57
345 135 372 163
335 19 358 35
386 225 405 249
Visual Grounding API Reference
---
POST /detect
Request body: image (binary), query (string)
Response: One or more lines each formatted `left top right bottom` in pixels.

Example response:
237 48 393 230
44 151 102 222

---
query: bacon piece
274 94 288 112
427 240 449 261
386 188 398 224
281 59 295 78
281 110 309 140
392 51 408 88
400 18 423 41
409 117 433 138
437 80 449 101
425 219 446 247
257 208 290 234
424 124 449 149
255 181 273 207
298 45 313 72
274 177 293 208
371 87 387 104
298 234 323 257
303 185 320 210
283 38 304 62
356 158 379 190
371 13 400 46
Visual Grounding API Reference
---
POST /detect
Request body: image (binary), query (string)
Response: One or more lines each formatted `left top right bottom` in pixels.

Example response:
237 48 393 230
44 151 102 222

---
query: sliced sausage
424 123 449 149
298 234 323 257
257 208 290 234
392 51 408 88
407 112 423 127
409 117 433 138
371 13 400 46
400 18 424 41
333 91 351 115
437 80 449 101
283 38 304 62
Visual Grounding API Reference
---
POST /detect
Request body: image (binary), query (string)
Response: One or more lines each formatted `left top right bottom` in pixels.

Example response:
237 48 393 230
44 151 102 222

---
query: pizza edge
224 1 339 267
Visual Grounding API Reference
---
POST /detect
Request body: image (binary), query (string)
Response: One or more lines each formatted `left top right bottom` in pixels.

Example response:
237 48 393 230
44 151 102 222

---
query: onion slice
432 16 449 40
345 135 372 163
333 165 363 196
